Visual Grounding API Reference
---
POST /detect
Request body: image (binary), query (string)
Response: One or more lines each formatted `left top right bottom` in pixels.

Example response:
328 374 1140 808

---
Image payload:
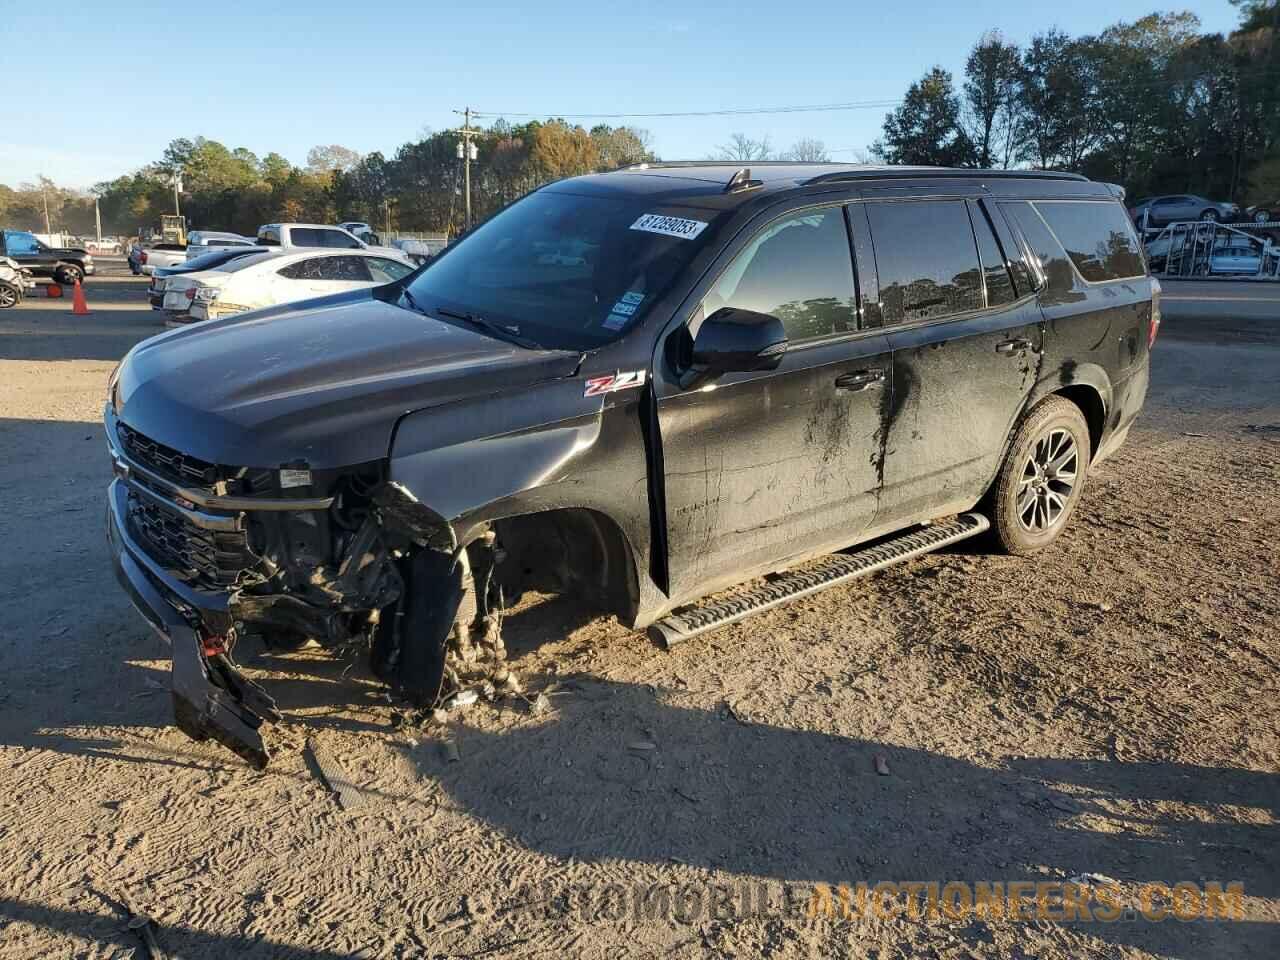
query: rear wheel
0 283 19 308
989 396 1091 555
1254 209 1271 224
1199 209 1219 222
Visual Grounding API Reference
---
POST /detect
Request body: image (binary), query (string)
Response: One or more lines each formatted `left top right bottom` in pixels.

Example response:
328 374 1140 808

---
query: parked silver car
1130 195 1240 227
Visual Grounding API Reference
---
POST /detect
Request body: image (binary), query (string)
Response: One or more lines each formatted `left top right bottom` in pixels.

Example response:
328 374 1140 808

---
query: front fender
386 377 652 558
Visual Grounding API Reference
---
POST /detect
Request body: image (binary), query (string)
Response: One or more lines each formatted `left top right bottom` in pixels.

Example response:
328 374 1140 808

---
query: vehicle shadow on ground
0 897 359 960
408 673 1278 959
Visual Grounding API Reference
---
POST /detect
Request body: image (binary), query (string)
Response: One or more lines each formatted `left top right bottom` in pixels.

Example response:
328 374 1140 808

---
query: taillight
1148 277 1161 348
185 286 196 301
140 251 148 264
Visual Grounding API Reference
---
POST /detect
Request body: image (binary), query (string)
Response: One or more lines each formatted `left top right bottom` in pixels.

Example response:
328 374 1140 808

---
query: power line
465 65 1279 126
469 98 902 121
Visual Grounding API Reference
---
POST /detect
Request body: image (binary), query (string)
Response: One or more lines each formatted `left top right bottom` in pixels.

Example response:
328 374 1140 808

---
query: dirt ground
1 263 1277 959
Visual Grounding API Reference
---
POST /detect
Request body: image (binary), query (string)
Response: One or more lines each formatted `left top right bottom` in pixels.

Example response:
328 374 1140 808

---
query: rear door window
865 200 983 326
969 204 1017 307
1000 201 1074 291
278 258 327 280
324 256 373 281
1034 201 1146 282
258 228 282 246
701 206 856 342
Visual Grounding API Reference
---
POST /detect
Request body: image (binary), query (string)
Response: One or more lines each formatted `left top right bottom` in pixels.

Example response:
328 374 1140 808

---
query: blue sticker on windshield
603 312 629 330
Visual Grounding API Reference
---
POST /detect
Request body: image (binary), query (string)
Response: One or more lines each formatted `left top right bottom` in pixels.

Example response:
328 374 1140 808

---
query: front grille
118 422 219 489
127 492 256 590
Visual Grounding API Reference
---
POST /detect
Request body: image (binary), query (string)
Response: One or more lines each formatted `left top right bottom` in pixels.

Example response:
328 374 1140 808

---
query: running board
648 513 990 649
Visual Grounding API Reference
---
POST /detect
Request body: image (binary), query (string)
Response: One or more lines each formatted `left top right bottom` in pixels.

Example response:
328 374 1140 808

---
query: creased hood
114 291 582 468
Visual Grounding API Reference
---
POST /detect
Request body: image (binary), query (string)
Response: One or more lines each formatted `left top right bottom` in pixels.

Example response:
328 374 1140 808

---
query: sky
2 0 1246 190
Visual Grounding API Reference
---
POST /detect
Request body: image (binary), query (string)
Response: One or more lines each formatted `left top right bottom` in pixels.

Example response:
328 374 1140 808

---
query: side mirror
679 306 787 389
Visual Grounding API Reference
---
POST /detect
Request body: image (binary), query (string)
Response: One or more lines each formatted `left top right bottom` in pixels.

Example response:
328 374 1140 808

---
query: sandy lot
0 263 1277 959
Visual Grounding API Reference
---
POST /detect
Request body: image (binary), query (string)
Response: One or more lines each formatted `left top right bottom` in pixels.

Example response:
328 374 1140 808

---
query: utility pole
383 198 392 236
42 187 51 235
173 173 183 218
453 107 480 232
94 197 102 243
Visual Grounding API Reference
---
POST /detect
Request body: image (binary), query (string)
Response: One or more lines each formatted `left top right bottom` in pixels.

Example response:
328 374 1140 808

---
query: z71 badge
584 370 646 397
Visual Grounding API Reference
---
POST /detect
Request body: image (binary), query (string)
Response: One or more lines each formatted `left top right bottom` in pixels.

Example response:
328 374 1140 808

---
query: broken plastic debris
499 671 522 695
448 689 479 710
306 739 367 810
442 739 460 763
874 754 890 776
531 692 551 716
1067 873 1120 886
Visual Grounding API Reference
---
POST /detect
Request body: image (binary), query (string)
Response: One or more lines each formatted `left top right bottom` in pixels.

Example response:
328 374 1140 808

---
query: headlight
107 359 123 406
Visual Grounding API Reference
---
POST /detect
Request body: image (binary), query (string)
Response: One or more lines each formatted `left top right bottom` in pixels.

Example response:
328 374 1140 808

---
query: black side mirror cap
680 306 788 390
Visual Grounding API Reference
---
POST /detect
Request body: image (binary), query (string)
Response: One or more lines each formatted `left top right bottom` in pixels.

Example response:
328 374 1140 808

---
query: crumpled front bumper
106 479 280 768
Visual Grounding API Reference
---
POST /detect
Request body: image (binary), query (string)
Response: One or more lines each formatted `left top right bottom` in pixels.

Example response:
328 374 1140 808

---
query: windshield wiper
434 307 540 350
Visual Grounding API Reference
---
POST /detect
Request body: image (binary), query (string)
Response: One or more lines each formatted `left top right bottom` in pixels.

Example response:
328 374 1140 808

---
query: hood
115 290 583 469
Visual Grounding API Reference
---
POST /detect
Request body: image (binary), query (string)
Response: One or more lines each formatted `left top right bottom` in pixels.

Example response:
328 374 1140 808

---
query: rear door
655 202 893 600
863 196 1042 529
274 255 373 301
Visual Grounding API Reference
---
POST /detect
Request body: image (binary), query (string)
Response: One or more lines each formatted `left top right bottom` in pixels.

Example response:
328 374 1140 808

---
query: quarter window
1034 201 1146 282
367 258 414 283
866 200 984 326
1001 201 1074 291
702 207 855 342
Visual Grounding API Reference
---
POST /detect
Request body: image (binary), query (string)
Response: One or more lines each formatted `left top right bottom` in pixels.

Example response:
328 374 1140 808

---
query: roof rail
803 168 1089 186
615 160 854 171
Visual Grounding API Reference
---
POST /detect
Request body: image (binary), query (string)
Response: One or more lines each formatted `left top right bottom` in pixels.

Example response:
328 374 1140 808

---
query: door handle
834 369 886 391
995 337 1032 355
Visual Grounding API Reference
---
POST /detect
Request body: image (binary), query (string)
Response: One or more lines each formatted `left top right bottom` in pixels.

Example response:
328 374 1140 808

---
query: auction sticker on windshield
630 214 708 240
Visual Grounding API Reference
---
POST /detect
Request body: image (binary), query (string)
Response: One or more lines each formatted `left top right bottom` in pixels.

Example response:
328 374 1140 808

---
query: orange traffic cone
71 279 91 316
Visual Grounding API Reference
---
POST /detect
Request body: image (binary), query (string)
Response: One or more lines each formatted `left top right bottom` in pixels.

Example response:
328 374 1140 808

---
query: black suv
0 229 95 284
104 163 1156 766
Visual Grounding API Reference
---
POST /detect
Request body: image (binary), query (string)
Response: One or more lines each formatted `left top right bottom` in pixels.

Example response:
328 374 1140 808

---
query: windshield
403 189 723 350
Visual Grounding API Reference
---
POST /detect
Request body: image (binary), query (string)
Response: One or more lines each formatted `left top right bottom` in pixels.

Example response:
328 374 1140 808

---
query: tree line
872 5 1279 203
0 122 655 239
2 2 1274 239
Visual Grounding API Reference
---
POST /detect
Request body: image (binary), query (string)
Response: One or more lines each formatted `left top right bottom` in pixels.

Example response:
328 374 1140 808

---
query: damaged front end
104 410 458 767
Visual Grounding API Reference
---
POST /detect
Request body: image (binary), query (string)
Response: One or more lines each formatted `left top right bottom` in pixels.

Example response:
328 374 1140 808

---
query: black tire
371 548 473 706
54 264 84 285
1254 210 1271 224
1199 209 1219 222
0 282 19 309
988 396 1092 556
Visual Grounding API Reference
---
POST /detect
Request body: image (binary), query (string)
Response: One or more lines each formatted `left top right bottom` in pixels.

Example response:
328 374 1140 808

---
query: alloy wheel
1017 428 1078 533
0 285 17 308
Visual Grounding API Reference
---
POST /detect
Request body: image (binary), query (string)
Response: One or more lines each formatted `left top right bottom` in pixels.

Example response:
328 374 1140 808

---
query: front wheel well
491 508 640 624
1053 385 1105 461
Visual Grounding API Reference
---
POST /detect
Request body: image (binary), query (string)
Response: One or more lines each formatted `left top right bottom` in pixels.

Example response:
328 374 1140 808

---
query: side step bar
648 512 990 649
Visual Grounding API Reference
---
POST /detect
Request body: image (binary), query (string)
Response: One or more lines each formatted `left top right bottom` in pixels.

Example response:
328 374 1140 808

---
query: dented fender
384 373 656 615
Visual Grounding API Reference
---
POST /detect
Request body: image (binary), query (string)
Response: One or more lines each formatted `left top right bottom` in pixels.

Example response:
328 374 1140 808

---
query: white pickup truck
255 223 413 264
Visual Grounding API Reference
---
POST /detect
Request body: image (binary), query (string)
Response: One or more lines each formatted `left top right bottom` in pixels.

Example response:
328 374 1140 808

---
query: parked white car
256 223 411 262
185 231 256 260
186 248 417 323
140 243 189 275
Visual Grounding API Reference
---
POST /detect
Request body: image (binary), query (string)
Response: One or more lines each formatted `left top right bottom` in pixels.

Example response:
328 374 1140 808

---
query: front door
864 197 1042 529
656 204 892 602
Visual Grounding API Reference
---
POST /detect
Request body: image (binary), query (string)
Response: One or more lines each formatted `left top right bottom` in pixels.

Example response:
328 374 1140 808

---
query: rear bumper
106 478 278 768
